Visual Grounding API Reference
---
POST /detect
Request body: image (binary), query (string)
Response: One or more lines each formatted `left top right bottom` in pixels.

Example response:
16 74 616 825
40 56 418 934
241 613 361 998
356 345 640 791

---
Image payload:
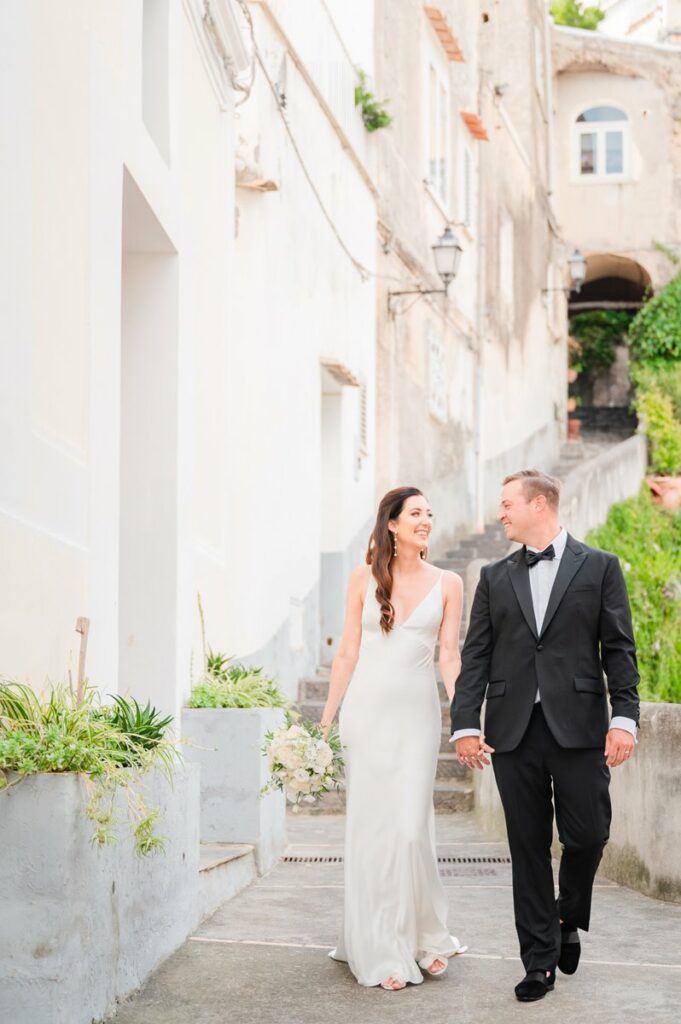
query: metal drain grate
282 854 511 865
282 855 344 864
438 855 511 864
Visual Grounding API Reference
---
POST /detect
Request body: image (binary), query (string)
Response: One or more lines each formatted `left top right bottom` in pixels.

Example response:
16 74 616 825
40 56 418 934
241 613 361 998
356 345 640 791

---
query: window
575 106 628 179
499 210 514 314
427 62 449 205
428 327 447 423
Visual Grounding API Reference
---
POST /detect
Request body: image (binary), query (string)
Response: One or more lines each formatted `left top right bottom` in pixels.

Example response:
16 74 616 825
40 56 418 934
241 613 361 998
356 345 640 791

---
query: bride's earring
392 532 397 558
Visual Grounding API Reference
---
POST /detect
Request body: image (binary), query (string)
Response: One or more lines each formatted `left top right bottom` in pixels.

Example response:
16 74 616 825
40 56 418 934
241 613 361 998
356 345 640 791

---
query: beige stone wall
373 0 567 544
552 26 681 291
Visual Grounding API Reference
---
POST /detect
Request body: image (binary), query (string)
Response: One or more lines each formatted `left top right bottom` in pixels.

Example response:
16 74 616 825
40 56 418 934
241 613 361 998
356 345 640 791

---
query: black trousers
492 704 612 973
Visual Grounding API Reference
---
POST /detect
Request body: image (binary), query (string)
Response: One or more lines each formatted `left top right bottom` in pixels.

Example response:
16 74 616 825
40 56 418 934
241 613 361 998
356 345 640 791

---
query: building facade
0 0 378 711
4 2 678 714
373 0 567 538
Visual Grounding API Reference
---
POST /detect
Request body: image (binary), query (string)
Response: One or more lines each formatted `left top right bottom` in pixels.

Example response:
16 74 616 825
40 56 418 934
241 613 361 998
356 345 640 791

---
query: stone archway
569 253 652 313
568 254 652 433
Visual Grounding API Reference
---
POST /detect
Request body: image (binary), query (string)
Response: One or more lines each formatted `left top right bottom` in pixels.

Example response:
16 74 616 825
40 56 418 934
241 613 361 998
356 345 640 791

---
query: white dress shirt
451 527 637 742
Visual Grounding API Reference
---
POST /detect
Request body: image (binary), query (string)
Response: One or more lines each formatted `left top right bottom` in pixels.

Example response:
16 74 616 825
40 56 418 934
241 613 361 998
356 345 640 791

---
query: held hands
455 735 495 770
605 727 635 768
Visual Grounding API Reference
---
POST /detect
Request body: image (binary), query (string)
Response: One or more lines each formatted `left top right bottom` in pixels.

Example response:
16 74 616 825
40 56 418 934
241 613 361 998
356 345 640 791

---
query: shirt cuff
609 716 638 742
449 728 482 743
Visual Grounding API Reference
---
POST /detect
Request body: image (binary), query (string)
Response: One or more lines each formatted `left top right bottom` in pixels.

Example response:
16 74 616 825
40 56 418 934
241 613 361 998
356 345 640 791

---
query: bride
321 486 467 990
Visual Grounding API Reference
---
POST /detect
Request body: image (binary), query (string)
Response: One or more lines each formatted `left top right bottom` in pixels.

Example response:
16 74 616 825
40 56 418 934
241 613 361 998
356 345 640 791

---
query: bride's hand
321 721 331 742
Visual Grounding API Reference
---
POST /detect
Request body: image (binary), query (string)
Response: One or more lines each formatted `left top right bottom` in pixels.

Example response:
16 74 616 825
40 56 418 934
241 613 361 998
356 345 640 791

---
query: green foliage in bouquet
628 273 681 363
0 681 179 854
262 712 344 807
587 488 681 703
354 68 392 132
635 389 681 477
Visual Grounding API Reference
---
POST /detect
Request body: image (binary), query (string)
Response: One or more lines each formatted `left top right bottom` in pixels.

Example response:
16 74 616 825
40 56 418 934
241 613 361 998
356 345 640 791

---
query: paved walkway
112 813 680 1024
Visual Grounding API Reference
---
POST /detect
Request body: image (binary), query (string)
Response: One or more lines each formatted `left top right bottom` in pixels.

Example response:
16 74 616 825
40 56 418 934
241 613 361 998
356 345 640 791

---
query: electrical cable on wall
234 0 433 292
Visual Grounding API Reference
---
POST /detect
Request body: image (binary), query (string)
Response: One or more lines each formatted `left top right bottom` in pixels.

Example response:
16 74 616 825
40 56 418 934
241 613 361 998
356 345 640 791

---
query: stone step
299 699 454 727
436 753 470 780
300 675 454 703
288 779 473 816
198 843 257 922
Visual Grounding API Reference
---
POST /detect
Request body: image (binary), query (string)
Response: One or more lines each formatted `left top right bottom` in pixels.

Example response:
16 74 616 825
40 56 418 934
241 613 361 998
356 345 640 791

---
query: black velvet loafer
558 925 581 975
514 969 555 1002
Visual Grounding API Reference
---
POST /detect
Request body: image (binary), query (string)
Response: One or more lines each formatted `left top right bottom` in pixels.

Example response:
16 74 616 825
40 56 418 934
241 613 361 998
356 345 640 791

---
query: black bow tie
524 544 555 568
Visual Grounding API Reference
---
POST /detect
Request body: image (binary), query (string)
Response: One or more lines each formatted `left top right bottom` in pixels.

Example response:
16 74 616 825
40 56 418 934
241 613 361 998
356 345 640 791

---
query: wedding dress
329 570 465 986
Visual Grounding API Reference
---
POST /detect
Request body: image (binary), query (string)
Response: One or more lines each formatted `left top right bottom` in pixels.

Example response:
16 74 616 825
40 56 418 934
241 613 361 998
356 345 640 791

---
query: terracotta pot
646 476 681 510
567 417 582 441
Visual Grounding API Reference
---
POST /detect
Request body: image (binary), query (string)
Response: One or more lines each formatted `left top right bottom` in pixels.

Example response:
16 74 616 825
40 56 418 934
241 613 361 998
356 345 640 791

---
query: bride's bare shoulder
349 564 373 590
439 568 464 595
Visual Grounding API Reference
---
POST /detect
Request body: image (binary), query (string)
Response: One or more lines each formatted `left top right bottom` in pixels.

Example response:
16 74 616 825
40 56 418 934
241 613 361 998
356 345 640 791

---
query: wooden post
75 617 90 704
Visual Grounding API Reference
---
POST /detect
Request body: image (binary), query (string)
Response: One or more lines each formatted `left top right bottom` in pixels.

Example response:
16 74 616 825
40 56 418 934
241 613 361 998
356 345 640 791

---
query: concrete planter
182 707 286 873
0 765 200 1024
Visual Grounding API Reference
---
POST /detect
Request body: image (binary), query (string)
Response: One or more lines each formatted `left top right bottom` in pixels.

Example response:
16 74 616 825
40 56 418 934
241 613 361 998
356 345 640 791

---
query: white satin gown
329 570 466 986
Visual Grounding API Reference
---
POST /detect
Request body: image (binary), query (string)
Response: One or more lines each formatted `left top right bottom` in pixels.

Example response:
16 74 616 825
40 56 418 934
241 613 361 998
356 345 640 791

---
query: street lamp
388 225 463 312
543 247 588 297
431 225 464 290
567 248 587 294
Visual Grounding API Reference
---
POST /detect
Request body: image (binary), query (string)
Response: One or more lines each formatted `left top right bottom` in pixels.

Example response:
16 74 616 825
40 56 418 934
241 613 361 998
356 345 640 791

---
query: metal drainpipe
473 72 487 534
543 9 556 205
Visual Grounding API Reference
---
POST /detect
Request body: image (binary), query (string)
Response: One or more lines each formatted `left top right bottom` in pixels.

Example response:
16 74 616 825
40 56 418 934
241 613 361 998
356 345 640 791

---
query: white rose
315 744 333 768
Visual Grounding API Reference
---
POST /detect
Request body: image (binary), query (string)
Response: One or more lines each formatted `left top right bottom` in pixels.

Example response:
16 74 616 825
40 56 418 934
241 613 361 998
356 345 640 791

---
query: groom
450 470 639 1002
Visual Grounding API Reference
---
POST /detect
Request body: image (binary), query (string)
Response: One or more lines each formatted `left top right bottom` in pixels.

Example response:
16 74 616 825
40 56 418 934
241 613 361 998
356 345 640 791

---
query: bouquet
262 714 344 808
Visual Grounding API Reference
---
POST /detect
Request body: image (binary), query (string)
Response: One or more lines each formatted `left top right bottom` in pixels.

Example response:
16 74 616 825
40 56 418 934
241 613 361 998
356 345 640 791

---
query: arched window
575 105 629 179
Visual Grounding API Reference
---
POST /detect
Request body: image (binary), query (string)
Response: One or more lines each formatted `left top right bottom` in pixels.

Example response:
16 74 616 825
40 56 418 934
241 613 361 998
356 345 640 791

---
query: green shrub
628 273 681 363
588 489 681 703
569 310 632 376
0 683 179 855
636 389 681 476
631 362 681 421
550 1 605 30
188 654 288 709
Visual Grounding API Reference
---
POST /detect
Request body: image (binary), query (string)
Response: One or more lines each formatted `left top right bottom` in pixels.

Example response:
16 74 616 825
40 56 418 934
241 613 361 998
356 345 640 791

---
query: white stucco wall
0 0 377 713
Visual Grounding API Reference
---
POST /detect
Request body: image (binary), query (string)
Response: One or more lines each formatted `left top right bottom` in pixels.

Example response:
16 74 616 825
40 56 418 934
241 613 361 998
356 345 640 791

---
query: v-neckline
392 572 442 629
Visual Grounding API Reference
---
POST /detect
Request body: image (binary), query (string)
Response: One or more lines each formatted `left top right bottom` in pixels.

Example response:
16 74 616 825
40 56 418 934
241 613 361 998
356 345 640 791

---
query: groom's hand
455 735 495 770
605 728 635 768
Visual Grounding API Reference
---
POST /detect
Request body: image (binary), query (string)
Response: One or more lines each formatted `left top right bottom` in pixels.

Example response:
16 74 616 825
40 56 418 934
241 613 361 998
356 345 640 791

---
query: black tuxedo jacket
450 534 640 752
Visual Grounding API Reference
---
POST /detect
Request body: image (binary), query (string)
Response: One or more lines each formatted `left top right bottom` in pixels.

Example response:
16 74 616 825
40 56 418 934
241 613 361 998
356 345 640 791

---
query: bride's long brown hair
366 486 427 635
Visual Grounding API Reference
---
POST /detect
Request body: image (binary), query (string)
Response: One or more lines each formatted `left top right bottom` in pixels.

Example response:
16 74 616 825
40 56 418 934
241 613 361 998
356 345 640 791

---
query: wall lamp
543 248 587 296
388 226 463 313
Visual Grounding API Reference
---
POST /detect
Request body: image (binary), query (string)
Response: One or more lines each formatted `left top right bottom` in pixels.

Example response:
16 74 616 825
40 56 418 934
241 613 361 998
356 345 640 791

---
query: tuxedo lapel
539 535 587 638
507 553 538 639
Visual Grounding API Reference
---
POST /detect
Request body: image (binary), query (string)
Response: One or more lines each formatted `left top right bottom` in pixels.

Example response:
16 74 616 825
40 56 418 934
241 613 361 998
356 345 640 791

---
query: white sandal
380 976 407 991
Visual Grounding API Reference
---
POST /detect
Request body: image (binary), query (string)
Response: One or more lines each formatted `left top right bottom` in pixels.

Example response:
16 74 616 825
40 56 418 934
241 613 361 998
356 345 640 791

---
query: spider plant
0 680 180 855
188 654 288 709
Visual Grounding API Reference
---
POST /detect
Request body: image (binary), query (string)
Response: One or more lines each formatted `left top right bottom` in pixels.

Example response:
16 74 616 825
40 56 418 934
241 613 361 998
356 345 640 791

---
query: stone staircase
296 669 475 814
292 438 619 816
294 522 511 816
